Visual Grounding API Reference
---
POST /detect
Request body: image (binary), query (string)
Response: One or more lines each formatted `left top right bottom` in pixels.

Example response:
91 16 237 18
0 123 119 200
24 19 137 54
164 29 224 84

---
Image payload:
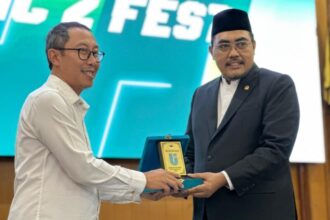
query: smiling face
209 30 256 81
48 27 100 94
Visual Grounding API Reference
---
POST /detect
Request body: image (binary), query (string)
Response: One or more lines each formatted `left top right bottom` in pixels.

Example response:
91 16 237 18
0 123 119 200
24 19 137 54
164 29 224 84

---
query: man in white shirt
8 22 182 220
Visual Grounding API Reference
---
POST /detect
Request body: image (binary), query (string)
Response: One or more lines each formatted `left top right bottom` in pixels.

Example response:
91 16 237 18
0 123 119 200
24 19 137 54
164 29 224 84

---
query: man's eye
218 44 230 50
79 48 89 54
236 42 248 48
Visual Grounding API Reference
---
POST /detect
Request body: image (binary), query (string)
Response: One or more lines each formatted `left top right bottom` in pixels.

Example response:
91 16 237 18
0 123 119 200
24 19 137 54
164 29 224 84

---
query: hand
171 190 189 199
144 169 183 194
142 192 167 201
187 172 227 198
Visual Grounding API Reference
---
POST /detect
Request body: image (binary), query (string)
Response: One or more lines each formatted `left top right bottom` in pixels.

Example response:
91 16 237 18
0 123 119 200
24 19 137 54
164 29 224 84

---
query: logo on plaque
158 141 186 176
169 153 178 165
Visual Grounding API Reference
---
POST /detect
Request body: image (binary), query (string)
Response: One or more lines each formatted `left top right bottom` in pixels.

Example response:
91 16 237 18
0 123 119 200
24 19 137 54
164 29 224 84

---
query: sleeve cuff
221 171 234 191
127 169 147 202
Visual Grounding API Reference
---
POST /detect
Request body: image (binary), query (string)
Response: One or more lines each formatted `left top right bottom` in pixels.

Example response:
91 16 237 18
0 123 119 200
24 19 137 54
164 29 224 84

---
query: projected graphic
97 80 173 157
0 0 325 163
0 0 13 44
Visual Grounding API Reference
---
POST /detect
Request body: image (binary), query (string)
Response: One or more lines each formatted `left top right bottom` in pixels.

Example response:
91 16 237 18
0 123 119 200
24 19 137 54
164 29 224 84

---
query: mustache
225 58 244 66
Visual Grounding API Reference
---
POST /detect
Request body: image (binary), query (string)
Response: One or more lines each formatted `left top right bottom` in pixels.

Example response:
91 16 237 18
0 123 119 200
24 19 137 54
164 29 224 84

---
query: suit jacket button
207 155 212 160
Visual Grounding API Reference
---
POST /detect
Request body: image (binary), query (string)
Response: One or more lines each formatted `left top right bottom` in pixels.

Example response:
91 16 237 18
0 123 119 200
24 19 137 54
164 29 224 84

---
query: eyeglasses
54 47 105 62
215 40 251 53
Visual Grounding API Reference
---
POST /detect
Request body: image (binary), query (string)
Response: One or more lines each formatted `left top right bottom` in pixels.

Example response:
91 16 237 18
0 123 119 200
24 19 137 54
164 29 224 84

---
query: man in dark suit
184 9 299 220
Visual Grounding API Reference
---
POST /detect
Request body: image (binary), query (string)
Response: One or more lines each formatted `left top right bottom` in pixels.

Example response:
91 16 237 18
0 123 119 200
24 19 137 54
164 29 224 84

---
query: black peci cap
211 8 252 37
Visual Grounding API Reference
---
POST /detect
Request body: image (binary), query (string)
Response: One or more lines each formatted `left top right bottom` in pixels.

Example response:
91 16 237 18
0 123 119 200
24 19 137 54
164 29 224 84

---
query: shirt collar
45 74 90 109
220 77 240 87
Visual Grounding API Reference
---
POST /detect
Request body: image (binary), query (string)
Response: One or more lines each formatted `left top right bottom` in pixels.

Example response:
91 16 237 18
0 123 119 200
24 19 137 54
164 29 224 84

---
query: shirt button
207 155 212 161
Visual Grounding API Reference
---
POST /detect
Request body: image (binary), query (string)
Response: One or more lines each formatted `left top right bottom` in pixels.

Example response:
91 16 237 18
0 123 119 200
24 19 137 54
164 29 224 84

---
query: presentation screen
0 0 325 163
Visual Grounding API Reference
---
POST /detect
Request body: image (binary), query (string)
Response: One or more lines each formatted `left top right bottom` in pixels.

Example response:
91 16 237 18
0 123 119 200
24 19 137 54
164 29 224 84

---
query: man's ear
252 40 256 50
208 45 214 59
47 48 60 67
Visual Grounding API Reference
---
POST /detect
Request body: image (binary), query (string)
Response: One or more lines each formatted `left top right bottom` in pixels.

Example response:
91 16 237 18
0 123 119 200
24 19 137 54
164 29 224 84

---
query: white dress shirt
8 75 146 220
217 78 239 190
217 78 239 127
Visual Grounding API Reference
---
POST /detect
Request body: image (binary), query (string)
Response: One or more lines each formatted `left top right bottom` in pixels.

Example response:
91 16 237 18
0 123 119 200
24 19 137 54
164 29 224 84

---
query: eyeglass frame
54 47 105 62
214 39 253 53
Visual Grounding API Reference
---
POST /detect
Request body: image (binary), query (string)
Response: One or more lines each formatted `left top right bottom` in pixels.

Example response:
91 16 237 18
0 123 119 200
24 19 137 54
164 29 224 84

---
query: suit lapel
211 65 259 141
206 78 220 140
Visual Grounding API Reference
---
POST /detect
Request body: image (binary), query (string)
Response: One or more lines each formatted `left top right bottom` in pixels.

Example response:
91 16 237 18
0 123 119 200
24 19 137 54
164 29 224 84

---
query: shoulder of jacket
196 77 220 92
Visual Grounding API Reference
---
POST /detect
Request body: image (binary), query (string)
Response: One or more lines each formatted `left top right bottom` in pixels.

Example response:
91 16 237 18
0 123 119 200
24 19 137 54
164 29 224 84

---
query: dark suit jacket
185 64 299 220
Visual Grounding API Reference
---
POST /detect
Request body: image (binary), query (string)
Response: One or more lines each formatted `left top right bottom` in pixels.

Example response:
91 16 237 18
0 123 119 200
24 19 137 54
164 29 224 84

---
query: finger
187 185 205 194
165 179 179 192
164 174 183 189
162 184 171 194
167 177 184 191
191 192 208 198
167 171 181 179
188 173 204 178
166 171 182 181
173 190 189 198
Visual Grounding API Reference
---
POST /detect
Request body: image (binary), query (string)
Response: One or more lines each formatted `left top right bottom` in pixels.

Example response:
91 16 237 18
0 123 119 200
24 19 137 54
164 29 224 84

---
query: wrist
216 172 227 189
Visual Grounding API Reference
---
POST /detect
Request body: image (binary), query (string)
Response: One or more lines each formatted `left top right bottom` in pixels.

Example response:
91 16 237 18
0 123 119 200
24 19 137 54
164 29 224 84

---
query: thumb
188 173 204 179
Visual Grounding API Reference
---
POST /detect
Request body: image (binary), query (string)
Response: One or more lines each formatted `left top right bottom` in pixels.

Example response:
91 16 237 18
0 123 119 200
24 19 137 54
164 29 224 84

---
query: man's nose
228 46 240 57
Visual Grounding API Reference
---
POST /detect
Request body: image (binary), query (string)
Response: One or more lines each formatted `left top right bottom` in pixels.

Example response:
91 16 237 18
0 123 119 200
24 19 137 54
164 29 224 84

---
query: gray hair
46 22 90 69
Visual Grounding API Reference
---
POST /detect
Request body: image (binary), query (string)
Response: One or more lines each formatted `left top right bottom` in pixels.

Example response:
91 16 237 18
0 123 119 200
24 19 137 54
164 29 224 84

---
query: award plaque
158 141 186 176
139 135 203 193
